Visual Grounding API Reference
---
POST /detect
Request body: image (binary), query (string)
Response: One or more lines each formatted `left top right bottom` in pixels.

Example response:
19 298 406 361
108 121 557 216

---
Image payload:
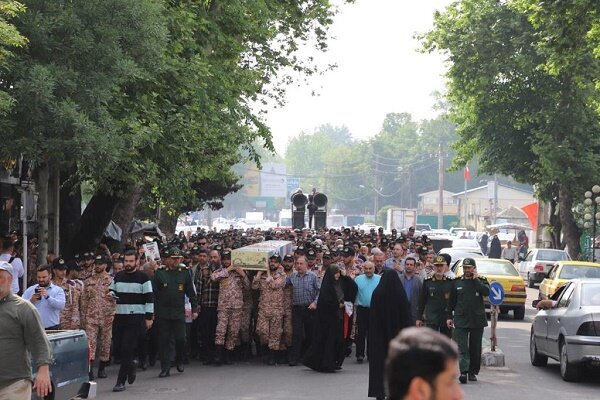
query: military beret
190 246 200 255
221 250 231 259
418 246 429 254
283 254 294 262
269 253 282 262
463 257 477 267
323 251 333 260
306 249 317 259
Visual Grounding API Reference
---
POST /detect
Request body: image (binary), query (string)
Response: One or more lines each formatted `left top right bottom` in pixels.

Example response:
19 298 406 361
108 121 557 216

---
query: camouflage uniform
252 267 286 350
239 282 254 345
339 261 363 279
80 266 94 282
211 267 250 350
280 273 294 350
54 277 82 330
81 273 115 362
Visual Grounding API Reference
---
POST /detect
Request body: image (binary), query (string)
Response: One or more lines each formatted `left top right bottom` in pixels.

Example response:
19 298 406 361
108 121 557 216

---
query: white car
451 238 481 249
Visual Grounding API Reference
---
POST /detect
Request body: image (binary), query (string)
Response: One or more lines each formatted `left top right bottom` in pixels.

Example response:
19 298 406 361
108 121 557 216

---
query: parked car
530 279 600 381
452 258 526 320
438 247 484 262
518 248 571 288
32 330 95 400
451 238 480 250
538 261 600 300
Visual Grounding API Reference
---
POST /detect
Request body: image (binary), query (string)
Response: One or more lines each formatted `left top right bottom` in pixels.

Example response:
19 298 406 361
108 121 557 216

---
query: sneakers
459 374 468 384
468 373 478 382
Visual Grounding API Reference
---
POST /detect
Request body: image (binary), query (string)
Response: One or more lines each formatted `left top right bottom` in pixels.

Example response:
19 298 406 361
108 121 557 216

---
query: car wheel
527 273 535 288
530 330 547 367
559 340 581 382
514 306 525 320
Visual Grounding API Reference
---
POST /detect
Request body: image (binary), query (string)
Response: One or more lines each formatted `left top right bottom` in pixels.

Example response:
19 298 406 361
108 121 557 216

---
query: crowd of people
0 224 482 399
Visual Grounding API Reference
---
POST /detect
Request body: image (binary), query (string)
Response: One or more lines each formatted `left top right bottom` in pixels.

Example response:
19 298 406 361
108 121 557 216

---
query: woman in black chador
367 270 412 399
303 265 345 372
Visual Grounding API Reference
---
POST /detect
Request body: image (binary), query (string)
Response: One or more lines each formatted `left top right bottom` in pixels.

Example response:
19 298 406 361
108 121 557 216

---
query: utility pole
438 144 444 229
374 154 379 218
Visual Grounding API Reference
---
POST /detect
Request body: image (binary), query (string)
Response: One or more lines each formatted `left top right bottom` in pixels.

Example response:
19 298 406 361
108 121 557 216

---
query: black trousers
113 315 143 383
453 327 484 375
290 305 315 363
426 321 452 338
199 306 218 359
157 318 186 370
187 317 201 358
355 306 370 358
139 323 158 364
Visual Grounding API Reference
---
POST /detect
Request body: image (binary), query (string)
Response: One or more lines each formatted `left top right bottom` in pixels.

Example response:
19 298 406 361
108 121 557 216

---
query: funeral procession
1 1 600 400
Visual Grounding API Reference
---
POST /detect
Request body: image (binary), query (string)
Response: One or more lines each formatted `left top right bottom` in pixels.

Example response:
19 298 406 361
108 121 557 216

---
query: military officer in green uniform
153 248 198 378
416 255 453 338
445 257 489 384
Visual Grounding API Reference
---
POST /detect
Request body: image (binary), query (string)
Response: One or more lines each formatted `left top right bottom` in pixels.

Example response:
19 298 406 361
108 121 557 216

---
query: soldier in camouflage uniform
280 254 294 355
81 255 116 380
211 250 250 365
79 252 96 282
51 258 81 330
252 254 286 365
417 256 453 338
238 274 254 360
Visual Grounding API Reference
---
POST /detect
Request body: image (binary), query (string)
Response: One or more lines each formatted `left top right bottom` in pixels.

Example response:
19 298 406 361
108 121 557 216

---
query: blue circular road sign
489 281 505 306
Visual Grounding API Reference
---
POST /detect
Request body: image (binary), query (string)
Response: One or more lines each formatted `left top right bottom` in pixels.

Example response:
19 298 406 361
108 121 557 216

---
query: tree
423 0 600 257
0 0 26 118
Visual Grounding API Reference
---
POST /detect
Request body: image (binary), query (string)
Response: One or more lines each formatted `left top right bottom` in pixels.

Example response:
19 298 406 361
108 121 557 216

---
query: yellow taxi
452 258 527 320
538 261 600 300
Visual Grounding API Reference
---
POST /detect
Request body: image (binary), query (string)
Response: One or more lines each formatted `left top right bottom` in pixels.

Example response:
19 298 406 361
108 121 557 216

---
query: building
453 182 535 231
417 190 458 216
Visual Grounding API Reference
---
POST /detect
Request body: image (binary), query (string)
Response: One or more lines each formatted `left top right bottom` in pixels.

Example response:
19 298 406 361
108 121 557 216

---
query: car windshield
536 250 569 261
581 283 600 306
559 265 600 280
471 259 519 276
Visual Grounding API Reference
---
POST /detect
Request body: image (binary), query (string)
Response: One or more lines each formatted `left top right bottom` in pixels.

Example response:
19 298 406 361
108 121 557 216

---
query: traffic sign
489 281 505 306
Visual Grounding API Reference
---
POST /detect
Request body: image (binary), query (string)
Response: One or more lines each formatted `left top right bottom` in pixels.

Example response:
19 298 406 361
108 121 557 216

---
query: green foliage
422 0 600 254
0 0 26 116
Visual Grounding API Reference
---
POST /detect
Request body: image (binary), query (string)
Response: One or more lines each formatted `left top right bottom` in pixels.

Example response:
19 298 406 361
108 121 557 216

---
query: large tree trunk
558 185 581 259
59 168 82 257
68 192 120 255
36 163 49 264
112 185 143 247
159 211 178 240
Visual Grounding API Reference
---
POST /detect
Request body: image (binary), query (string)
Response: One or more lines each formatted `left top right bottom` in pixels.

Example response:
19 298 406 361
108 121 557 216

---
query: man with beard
368 271 412 399
80 255 116 380
198 249 220 364
23 265 66 330
279 254 295 360
109 250 154 392
397 257 422 326
51 258 81 330
373 251 387 275
79 252 96 281
252 254 286 365
340 247 362 279
446 258 489 384
211 250 250 365
417 256 453 338
384 242 405 271
188 246 207 360
153 248 198 377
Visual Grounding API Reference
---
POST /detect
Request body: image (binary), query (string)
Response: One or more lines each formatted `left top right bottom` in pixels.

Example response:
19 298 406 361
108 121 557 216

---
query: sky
265 0 453 155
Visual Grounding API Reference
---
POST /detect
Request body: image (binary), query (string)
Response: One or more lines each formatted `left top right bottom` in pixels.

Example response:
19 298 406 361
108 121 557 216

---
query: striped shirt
109 270 154 320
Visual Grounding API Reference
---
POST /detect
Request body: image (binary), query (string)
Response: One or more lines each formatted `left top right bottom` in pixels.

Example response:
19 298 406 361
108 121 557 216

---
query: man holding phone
23 265 66 330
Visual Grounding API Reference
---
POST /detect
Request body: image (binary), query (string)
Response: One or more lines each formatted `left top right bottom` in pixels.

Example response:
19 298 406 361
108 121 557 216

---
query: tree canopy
422 0 600 256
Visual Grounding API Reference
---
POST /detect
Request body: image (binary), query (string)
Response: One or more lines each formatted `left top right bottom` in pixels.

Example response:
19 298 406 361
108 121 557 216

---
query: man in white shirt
0 236 24 294
501 241 519 264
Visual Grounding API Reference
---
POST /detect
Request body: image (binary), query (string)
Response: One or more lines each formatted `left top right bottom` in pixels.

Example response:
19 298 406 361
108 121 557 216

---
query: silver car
519 248 570 288
530 279 600 381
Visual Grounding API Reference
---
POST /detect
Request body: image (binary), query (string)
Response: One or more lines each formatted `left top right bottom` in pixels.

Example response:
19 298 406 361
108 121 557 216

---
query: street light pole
583 184 600 262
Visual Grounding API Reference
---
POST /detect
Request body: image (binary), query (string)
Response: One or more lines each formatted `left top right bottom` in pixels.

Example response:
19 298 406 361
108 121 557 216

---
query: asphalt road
95 287 600 399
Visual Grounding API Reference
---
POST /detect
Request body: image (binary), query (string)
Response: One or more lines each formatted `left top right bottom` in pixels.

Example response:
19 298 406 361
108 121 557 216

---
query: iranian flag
463 164 471 181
